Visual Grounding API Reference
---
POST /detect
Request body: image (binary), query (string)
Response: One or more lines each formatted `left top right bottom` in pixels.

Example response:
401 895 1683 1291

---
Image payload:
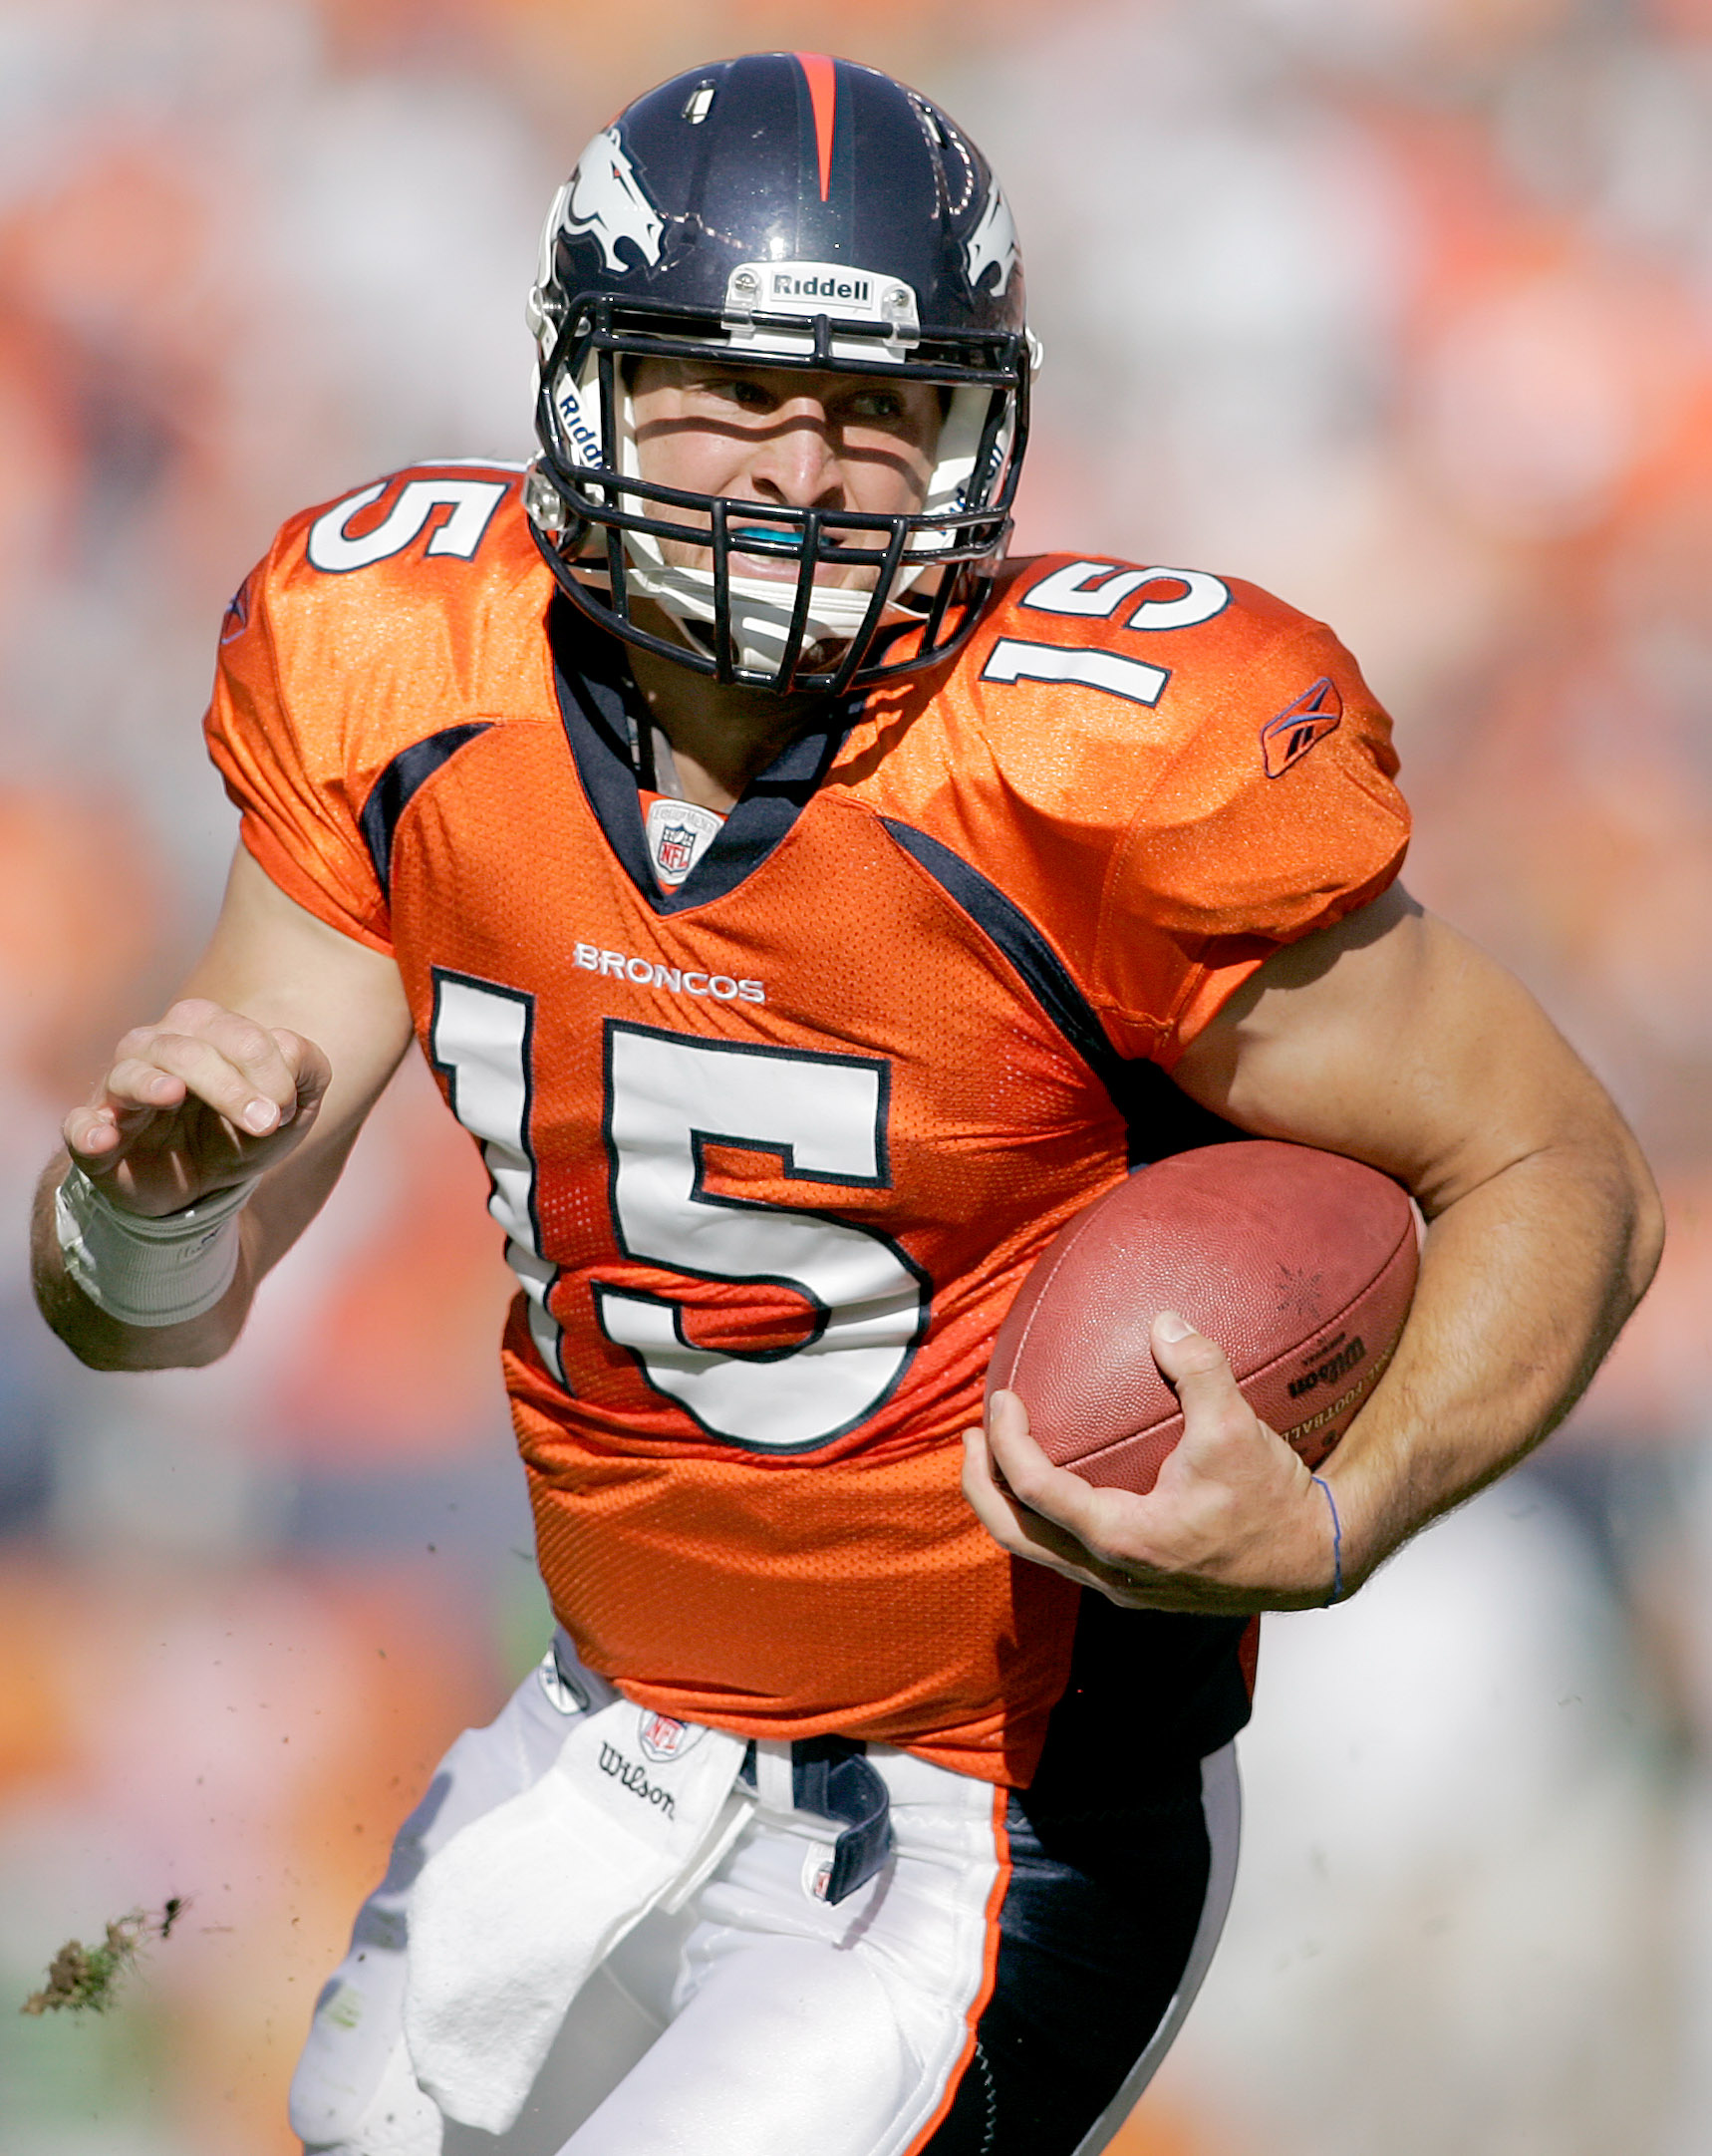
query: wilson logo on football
1287 1334 1367 1400
1261 676 1342 777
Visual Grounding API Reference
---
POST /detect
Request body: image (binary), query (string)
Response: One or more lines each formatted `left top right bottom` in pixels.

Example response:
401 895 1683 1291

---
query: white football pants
294 1635 1239 2156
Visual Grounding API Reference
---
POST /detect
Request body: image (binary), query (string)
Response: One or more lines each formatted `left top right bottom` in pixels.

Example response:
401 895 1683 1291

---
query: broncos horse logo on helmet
562 130 666 276
964 185 1020 300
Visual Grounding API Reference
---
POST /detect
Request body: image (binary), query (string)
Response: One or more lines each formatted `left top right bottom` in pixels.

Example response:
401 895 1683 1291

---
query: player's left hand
961 1312 1344 1614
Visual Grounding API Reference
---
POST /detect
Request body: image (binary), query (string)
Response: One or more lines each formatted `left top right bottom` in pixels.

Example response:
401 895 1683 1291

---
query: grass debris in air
20 1899 187 2016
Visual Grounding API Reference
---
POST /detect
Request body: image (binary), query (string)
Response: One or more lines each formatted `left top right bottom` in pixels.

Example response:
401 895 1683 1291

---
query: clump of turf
20 1899 186 2016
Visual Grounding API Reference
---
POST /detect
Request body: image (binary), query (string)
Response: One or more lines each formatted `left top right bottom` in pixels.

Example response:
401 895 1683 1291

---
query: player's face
629 357 942 590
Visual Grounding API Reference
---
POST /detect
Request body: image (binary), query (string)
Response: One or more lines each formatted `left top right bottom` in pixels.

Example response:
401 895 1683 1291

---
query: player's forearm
1322 1119 1662 1588
30 1155 258 1371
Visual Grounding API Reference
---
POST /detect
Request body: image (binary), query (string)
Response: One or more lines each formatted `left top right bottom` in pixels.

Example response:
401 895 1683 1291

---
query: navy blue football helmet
524 53 1032 695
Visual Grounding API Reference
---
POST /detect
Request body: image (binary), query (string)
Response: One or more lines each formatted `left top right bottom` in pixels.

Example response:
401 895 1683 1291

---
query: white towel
403 1696 751 2134
290 1644 607 2152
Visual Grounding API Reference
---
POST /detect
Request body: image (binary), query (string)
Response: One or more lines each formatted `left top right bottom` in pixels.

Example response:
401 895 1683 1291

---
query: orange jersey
206 463 1409 1784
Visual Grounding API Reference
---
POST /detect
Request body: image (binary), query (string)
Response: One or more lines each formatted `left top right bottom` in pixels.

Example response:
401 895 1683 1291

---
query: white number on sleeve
1123 568 1230 630
595 1025 929 1450
428 973 565 1385
982 637 1169 706
1020 559 1229 629
308 477 508 573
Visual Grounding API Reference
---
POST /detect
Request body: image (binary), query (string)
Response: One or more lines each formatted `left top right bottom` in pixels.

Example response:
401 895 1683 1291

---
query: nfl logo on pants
639 1710 693 1761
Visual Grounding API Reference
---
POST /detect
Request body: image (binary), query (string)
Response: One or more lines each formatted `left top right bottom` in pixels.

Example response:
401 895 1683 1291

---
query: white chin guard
615 548 917 681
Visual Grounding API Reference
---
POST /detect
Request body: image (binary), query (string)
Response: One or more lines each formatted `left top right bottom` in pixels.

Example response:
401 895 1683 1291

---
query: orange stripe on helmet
795 52 837 201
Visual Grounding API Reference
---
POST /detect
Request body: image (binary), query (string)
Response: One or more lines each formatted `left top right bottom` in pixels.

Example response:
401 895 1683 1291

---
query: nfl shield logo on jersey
638 1709 704 1762
658 822 698 877
645 795 723 888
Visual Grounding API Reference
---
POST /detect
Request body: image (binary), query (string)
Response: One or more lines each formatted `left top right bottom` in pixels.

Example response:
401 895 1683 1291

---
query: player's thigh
558 1933 912 2156
557 1750 1008 2156
923 1741 1241 2156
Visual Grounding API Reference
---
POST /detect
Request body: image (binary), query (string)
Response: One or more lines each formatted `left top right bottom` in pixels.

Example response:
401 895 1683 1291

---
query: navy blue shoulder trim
360 723 494 894
876 816 1243 1162
878 818 1125 1089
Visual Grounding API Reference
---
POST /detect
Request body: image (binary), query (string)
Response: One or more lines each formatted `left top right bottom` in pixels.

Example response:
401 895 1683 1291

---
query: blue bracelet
1311 1475 1345 1606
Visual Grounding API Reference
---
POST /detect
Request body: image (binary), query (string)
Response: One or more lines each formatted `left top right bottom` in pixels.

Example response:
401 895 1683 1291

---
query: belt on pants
737 1733 894 1906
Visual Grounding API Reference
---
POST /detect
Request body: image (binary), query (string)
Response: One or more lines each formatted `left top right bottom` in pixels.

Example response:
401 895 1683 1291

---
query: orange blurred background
2 4 1710 2152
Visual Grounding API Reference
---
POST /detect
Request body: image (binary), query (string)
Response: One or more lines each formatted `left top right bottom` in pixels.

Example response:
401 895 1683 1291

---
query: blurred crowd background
1 1 1708 2151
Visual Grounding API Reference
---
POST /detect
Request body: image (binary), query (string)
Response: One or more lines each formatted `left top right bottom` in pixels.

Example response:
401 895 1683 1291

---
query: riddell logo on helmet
771 271 871 305
726 261 910 327
554 384 602 469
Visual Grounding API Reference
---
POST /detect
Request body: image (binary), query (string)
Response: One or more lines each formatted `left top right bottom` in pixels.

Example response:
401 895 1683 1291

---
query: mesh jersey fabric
205 463 1409 1786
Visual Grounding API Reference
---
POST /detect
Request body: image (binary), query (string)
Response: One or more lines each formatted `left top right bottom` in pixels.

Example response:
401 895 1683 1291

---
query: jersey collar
548 597 858 916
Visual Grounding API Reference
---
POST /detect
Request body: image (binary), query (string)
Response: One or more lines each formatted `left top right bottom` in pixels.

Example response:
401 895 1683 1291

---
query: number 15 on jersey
429 974 930 1451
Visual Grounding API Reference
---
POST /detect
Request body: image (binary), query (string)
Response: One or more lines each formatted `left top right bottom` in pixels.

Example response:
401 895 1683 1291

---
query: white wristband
55 1162 258 1327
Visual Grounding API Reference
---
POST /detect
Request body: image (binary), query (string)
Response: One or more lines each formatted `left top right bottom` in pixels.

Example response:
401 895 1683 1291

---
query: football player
30 52 1659 2156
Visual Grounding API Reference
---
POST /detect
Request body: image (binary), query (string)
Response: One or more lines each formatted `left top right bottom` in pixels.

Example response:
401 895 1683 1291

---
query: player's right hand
62 998 332 1218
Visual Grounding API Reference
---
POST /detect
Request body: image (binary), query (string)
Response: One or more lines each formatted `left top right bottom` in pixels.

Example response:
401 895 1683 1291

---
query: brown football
986 1141 1418 1493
